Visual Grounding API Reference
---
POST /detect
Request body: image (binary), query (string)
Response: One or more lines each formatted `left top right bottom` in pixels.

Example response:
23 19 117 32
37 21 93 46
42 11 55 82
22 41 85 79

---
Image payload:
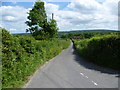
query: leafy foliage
60 31 118 39
26 0 58 39
74 34 120 70
2 28 70 88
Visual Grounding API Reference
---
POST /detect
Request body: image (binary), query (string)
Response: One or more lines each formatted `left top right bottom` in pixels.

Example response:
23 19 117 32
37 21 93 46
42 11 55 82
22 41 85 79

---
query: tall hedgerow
74 34 120 70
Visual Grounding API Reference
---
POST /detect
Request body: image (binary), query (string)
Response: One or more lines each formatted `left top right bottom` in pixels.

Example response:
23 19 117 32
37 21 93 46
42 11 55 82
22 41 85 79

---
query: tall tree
26 0 58 39
47 19 58 38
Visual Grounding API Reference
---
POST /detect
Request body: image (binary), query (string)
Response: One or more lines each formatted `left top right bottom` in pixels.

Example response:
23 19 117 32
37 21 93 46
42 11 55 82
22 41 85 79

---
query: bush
74 34 120 70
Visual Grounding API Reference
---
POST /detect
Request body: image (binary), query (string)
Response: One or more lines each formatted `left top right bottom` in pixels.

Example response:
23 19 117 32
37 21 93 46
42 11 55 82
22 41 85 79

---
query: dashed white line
79 73 98 86
80 73 89 79
92 81 98 86
80 73 84 76
79 72 98 86
85 76 88 78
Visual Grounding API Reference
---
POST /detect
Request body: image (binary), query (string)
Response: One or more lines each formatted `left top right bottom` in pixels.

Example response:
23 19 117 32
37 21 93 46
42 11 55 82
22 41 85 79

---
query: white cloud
9 28 16 31
67 0 102 14
0 6 29 33
45 0 119 31
103 0 119 15
3 16 15 21
45 2 59 14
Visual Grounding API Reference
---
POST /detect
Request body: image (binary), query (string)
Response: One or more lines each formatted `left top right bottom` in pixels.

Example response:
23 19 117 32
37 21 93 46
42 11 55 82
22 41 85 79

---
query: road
25 41 119 88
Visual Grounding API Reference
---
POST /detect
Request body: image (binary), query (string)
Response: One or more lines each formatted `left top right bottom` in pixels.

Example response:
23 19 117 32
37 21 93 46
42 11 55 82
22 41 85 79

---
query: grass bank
2 28 70 88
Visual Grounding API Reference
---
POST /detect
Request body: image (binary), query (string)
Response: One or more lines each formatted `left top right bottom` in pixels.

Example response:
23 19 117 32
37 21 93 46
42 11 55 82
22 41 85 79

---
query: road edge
22 41 72 88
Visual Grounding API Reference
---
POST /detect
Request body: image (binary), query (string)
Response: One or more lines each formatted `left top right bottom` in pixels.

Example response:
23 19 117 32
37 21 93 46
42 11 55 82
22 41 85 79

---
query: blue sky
0 0 119 33
2 2 34 8
2 2 69 9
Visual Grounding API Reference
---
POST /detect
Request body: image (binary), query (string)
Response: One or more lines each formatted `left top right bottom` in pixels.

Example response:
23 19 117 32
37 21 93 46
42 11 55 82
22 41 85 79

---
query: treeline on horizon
59 30 119 39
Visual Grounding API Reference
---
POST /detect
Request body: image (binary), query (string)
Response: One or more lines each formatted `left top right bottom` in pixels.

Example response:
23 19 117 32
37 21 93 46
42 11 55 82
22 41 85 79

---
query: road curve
25 41 119 88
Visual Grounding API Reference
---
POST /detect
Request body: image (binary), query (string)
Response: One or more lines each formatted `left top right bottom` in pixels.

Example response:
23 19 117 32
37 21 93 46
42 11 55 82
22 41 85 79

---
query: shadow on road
72 42 120 76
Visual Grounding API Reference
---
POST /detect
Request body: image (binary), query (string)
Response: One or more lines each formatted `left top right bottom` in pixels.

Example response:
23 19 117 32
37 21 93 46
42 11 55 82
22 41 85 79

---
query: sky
0 0 119 33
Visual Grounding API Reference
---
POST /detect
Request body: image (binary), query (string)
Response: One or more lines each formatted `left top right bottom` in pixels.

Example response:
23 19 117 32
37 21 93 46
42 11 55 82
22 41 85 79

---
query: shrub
74 34 120 70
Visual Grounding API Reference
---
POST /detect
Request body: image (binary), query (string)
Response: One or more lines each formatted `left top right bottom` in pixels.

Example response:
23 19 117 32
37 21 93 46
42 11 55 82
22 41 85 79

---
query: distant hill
12 29 119 35
12 33 31 35
59 29 119 34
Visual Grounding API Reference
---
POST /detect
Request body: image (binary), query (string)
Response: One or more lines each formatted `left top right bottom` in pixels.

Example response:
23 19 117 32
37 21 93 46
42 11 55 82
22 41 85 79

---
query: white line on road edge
92 81 98 86
80 73 84 76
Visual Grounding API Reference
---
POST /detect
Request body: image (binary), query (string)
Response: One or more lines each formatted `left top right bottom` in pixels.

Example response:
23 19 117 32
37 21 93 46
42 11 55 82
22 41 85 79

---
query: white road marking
79 72 98 86
80 73 84 76
92 81 98 86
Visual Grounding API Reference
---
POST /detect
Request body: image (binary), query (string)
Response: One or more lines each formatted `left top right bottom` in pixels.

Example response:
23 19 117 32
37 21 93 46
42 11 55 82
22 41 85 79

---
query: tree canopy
26 0 58 40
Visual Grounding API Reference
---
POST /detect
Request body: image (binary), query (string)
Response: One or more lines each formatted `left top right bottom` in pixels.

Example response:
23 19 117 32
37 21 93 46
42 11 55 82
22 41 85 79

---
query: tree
47 19 58 38
25 0 58 40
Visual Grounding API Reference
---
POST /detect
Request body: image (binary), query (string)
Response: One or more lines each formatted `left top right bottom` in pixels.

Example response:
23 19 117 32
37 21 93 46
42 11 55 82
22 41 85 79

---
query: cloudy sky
0 0 119 33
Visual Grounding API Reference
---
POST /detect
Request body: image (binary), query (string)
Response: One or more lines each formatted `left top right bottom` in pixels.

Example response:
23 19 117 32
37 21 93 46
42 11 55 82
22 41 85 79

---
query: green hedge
2 28 70 88
74 34 120 70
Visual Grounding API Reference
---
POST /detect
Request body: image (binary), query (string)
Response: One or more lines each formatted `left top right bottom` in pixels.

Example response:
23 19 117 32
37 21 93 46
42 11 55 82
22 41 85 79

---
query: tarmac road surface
25 41 119 88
